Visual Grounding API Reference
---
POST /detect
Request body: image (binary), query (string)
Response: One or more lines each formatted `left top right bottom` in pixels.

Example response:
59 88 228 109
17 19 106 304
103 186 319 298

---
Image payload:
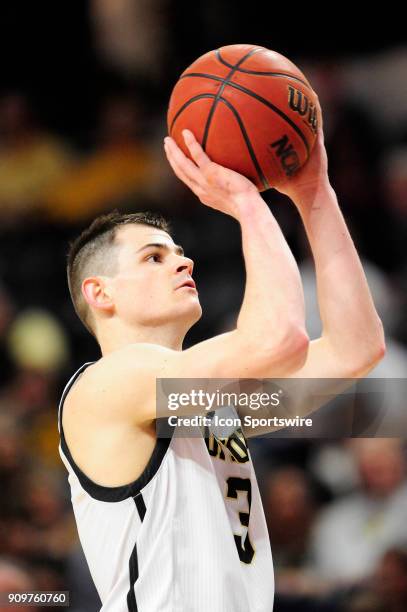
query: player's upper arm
78 329 308 426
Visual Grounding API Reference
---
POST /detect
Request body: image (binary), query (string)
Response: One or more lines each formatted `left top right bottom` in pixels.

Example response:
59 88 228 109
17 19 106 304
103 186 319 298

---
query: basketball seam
181 69 313 91
169 93 217 134
216 48 311 88
218 96 270 190
169 91 268 190
180 72 311 152
202 47 264 151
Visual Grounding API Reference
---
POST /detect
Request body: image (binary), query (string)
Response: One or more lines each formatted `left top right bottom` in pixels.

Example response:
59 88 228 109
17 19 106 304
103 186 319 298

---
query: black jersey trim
134 492 146 521
58 362 174 503
57 361 94 433
127 540 139 612
126 493 146 612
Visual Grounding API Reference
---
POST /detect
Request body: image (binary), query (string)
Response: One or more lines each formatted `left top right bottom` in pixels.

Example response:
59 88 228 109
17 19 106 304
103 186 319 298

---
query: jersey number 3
226 477 255 564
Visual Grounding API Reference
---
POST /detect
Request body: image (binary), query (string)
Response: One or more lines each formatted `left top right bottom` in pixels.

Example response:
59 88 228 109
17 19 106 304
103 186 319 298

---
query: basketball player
58 116 385 611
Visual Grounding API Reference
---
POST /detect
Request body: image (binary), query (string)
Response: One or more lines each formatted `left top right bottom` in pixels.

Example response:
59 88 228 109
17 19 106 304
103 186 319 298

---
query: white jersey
58 363 274 611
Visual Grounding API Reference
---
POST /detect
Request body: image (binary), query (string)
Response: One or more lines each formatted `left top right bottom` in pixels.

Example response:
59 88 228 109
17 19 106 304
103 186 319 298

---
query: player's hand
273 99 331 204
164 130 259 219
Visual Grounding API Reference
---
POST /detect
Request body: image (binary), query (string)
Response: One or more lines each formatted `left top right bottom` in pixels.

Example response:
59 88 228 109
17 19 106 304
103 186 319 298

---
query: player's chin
193 303 203 321
180 299 202 323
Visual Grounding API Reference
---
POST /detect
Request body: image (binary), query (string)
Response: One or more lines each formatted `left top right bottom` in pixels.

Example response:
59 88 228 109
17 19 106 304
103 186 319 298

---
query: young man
58 118 385 611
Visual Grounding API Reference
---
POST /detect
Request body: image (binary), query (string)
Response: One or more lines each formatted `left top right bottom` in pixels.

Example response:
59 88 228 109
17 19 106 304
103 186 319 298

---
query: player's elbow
372 322 387 364
255 325 310 377
274 325 310 371
365 318 386 364
349 319 386 377
361 342 386 376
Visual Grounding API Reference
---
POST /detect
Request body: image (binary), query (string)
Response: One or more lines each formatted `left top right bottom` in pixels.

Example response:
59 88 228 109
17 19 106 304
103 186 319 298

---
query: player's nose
176 256 194 276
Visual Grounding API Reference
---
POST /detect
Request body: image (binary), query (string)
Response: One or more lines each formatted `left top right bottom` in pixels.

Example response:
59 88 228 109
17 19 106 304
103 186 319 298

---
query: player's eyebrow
136 243 184 256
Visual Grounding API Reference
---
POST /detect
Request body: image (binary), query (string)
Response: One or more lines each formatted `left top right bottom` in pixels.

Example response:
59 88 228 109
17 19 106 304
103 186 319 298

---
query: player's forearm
295 183 385 370
235 192 308 357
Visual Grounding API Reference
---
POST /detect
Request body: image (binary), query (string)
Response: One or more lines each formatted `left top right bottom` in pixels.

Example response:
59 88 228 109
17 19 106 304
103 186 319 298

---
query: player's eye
146 253 162 263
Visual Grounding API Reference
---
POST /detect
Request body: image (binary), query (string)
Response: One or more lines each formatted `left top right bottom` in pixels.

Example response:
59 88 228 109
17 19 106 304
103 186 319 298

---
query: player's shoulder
87 342 172 376
66 343 176 422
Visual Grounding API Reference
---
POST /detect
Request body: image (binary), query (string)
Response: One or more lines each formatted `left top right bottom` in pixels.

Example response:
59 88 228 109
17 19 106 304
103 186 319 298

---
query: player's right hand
164 130 259 219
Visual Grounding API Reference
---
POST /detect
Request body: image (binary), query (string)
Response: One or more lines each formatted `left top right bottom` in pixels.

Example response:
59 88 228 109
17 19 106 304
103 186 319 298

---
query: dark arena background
0 2 406 611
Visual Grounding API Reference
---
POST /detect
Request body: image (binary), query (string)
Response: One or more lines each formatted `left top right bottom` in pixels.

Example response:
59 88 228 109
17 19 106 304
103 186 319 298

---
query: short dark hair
67 210 171 335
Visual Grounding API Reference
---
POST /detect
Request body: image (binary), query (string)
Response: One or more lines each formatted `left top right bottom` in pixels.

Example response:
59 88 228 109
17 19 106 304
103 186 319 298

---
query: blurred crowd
0 2 406 611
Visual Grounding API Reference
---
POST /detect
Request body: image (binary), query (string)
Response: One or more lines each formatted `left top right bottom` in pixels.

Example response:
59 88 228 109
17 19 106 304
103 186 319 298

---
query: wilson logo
288 86 318 133
270 135 300 177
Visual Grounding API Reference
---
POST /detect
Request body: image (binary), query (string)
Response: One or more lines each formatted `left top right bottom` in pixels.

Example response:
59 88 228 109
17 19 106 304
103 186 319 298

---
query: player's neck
97 320 186 355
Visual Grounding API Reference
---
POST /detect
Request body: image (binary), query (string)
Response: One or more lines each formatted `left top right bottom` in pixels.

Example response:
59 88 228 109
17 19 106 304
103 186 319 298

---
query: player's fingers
164 136 204 186
182 130 210 169
164 140 202 191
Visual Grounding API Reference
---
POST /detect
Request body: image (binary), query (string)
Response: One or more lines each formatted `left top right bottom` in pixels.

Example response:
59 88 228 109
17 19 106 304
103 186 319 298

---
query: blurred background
0 2 406 611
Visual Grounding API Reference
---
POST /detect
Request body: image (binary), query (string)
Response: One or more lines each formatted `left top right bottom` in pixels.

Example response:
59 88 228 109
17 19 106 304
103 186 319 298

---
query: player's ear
82 277 114 313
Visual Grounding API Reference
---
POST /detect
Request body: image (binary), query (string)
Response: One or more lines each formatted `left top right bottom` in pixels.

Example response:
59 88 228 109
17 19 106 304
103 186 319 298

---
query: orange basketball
167 44 320 191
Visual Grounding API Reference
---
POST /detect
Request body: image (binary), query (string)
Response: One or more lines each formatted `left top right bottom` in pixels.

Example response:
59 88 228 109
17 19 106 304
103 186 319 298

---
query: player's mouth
176 278 197 291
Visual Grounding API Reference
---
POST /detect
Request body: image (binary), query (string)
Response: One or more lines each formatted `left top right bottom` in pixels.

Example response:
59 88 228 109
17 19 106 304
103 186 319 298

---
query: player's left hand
273 99 331 203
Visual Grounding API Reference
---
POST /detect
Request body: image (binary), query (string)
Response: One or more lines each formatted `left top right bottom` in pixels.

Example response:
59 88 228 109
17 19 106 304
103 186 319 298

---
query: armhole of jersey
58 362 174 503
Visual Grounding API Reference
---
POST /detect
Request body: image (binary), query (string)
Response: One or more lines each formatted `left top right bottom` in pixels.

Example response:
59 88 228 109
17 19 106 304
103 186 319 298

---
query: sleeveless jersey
58 363 274 611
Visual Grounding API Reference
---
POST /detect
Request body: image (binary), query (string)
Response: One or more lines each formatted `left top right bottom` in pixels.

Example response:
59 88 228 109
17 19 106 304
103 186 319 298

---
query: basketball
167 44 320 191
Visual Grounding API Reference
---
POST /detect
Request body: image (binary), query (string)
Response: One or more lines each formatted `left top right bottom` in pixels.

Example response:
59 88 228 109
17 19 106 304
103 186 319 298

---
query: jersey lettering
226 477 255 564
